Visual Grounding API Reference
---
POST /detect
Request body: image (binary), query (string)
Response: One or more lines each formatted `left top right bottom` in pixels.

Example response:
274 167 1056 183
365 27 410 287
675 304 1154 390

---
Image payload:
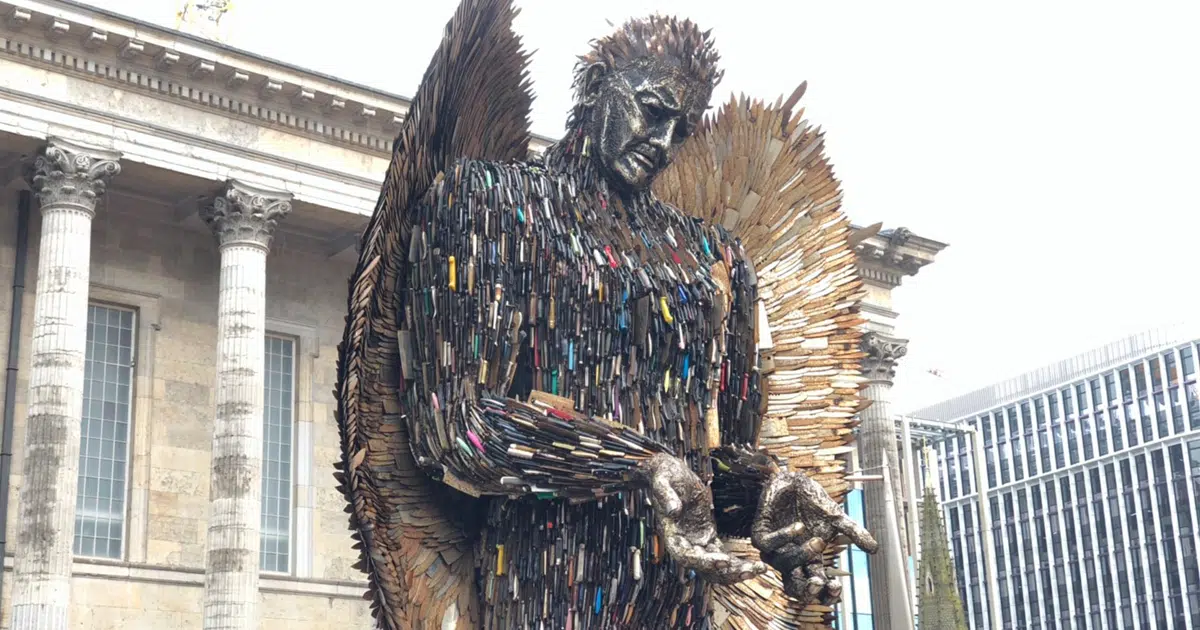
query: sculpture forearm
407 391 670 499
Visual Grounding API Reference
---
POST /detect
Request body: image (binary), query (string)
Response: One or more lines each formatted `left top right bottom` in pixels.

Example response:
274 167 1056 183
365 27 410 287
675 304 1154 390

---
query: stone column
11 139 120 630
859 331 912 630
199 180 291 630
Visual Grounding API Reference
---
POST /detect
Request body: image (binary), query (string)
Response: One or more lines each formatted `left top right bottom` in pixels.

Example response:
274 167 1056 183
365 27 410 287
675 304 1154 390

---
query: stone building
0 1 945 628
0 1 502 626
837 227 946 630
915 487 968 630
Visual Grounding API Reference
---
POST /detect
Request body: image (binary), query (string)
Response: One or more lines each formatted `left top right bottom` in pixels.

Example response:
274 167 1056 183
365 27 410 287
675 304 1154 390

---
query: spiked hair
570 15 723 120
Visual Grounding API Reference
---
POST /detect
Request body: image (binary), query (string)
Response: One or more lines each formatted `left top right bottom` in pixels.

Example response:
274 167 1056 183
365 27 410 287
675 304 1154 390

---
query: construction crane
175 1 232 41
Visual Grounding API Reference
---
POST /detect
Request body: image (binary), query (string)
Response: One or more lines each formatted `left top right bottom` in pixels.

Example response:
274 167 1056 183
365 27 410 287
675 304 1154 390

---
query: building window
837 488 873 629
75 304 135 559
261 334 295 573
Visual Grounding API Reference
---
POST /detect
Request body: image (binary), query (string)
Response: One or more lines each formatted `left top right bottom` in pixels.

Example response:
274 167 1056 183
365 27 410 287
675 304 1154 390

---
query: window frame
74 300 138 561
260 330 299 576
259 318 318 578
76 283 161 565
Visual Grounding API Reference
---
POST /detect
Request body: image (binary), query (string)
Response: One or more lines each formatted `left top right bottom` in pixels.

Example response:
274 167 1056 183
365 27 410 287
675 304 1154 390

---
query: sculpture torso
399 156 761 628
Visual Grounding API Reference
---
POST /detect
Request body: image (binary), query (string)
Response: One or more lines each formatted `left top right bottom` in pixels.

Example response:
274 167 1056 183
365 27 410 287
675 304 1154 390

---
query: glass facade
937 340 1200 629
74 303 135 559
835 488 875 629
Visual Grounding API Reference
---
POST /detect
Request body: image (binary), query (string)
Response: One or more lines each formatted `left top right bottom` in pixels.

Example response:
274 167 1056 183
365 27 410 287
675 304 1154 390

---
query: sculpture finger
803 563 827 599
649 468 683 517
784 567 807 601
752 520 809 553
785 565 826 606
779 522 809 543
819 577 844 606
834 515 879 553
665 534 767 584
800 536 827 562
699 556 769 584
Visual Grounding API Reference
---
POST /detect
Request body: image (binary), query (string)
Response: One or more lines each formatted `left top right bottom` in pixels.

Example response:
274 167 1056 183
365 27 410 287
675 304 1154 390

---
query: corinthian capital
861 331 908 384
26 138 122 215
201 180 293 250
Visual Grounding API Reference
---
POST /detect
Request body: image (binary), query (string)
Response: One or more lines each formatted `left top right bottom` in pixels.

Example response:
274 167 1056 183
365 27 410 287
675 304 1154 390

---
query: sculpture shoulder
652 196 746 260
422 156 553 199
653 200 747 295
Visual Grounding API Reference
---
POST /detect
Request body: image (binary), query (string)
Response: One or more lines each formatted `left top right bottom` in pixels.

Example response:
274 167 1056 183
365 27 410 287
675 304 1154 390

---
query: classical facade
0 1 510 626
841 227 946 630
0 1 946 628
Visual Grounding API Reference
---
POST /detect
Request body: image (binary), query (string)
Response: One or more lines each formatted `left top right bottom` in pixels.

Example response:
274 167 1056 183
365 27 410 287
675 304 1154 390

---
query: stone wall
0 185 374 628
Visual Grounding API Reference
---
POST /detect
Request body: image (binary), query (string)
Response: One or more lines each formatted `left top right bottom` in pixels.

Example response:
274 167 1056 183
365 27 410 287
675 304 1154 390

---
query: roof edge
908 322 1200 422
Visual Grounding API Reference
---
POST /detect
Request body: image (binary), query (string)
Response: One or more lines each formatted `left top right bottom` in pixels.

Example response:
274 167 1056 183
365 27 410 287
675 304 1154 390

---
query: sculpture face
583 61 700 192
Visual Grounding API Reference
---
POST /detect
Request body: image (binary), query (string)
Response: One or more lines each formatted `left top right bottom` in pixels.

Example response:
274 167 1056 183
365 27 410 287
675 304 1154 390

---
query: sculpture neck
543 126 653 210
543 126 599 186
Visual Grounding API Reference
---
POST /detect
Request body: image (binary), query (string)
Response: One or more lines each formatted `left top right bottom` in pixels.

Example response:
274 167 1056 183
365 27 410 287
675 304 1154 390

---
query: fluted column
199 180 291 630
11 139 120 630
859 331 912 630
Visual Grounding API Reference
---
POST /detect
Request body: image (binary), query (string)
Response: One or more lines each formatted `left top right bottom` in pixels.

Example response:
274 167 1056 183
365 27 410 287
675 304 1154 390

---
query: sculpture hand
751 470 879 606
638 454 769 584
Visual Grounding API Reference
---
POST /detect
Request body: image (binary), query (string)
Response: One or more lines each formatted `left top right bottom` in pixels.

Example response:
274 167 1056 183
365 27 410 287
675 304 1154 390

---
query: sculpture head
568 16 722 192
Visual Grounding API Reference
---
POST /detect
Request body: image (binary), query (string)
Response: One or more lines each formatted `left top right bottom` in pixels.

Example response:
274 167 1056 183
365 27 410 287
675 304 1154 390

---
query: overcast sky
96 0 1200 413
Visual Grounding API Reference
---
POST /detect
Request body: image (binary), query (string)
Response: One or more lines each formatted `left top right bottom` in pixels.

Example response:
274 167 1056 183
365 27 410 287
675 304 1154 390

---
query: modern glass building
834 486 876 629
912 325 1200 630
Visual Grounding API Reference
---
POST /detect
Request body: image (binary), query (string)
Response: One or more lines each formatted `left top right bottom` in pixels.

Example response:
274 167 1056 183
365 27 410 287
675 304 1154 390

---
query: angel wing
652 83 869 628
332 1 533 628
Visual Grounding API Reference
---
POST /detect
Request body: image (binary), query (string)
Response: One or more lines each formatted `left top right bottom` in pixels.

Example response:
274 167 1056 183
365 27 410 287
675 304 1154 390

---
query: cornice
0 0 554 158
860 302 899 321
851 224 947 288
0 82 381 214
852 224 948 254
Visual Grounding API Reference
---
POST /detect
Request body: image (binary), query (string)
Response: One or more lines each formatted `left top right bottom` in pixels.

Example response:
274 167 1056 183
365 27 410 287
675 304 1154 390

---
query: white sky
94 0 1200 412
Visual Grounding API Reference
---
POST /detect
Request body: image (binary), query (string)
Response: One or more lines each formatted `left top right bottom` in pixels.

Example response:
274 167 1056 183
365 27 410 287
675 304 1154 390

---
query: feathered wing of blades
653 83 869 628
332 1 534 628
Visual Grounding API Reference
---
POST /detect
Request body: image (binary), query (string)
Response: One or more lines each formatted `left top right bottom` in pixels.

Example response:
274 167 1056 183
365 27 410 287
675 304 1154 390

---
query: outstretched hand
751 469 879 606
638 454 769 584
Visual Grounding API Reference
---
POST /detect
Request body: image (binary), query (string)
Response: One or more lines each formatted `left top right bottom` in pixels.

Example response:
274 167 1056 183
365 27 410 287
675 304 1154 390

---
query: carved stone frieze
25 138 122 215
854 225 940 286
0 4 401 153
856 242 927 277
200 180 293 250
0 6 558 157
861 331 909 384
885 226 913 252
7 6 32 29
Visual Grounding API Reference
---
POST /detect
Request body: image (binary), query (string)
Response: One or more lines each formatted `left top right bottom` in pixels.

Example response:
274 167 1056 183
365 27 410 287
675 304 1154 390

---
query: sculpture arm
710 234 767 447
406 391 770 583
406 389 665 499
707 235 773 538
393 160 677 500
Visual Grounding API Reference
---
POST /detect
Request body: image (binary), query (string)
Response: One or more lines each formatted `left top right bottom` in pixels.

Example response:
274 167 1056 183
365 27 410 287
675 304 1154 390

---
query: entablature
0 0 552 160
852 224 947 289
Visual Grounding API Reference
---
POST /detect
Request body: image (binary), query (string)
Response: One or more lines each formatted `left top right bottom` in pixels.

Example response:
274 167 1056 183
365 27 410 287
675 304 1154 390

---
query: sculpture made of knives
333 1 877 628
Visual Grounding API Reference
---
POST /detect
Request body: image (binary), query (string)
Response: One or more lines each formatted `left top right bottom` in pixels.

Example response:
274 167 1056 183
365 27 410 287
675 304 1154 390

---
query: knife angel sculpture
333 1 877 628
